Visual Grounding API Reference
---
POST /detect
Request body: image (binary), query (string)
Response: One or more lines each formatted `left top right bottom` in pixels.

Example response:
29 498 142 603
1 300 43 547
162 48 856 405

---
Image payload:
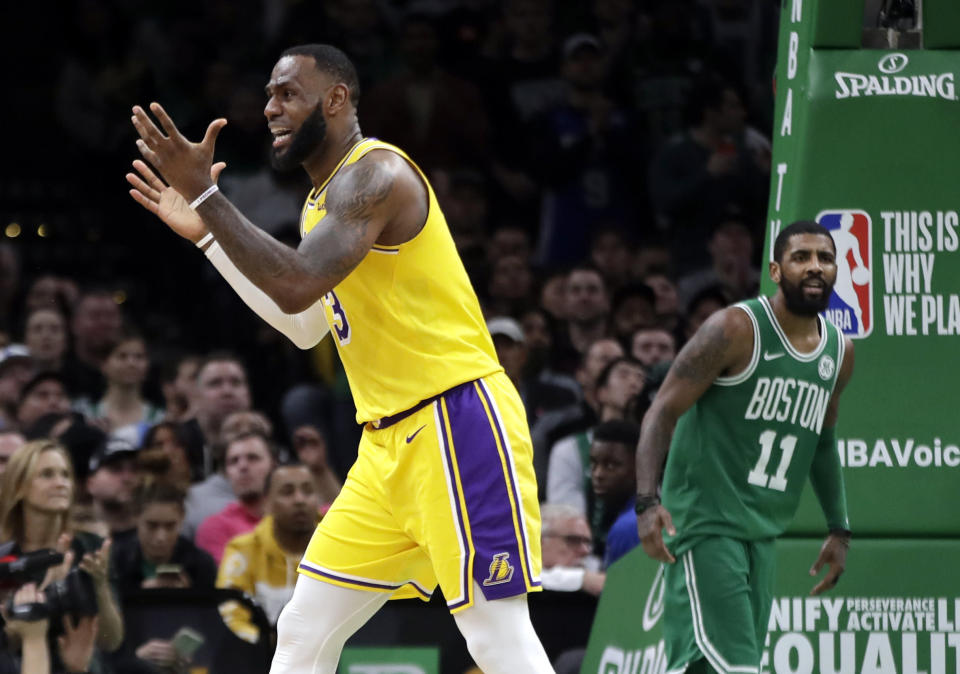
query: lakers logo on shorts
482 552 515 586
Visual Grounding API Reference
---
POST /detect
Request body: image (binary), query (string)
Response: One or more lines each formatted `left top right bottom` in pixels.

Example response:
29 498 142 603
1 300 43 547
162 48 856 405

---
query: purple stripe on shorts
437 401 474 610
298 562 432 599
444 382 529 601
476 380 537 586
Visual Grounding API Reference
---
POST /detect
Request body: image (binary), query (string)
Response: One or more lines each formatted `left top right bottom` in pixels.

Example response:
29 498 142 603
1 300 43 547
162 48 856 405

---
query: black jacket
110 534 217 599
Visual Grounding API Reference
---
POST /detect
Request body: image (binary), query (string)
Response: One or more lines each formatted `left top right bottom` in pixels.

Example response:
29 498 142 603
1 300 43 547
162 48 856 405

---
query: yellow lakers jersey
299 138 502 422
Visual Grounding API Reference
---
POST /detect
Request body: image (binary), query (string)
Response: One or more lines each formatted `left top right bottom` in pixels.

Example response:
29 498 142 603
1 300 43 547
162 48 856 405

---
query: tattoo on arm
321 159 396 277
326 160 394 228
672 321 732 383
635 314 737 495
636 412 675 495
196 156 397 312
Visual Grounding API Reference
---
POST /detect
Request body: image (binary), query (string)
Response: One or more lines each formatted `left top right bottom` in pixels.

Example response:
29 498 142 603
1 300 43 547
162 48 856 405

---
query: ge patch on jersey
817 209 873 338
818 355 835 380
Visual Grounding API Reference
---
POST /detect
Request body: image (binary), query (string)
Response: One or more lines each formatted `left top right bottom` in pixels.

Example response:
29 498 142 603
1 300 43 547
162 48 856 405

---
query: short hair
19 371 68 405
281 44 360 106
141 421 189 451
596 356 644 390
773 221 836 263
264 461 311 495
134 482 186 515
23 303 70 334
195 350 247 382
567 263 605 284
224 429 277 462
611 282 656 314
540 503 585 534
75 286 115 306
632 324 673 338
686 284 730 316
159 352 200 386
592 420 641 449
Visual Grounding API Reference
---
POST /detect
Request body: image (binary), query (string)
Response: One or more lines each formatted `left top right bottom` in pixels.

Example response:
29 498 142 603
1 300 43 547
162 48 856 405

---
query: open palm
127 159 225 243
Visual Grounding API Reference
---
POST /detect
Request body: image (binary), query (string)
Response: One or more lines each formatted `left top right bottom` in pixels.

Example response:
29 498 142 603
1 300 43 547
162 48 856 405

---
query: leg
270 574 390 674
748 540 776 659
663 538 761 674
679 538 761 673
452 582 553 674
686 658 722 673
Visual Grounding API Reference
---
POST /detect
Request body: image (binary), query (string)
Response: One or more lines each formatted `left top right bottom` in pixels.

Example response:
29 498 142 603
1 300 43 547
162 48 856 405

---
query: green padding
339 647 439 674
581 547 665 674
765 43 960 537
582 540 960 673
784 48 960 537
924 0 960 49
811 0 863 48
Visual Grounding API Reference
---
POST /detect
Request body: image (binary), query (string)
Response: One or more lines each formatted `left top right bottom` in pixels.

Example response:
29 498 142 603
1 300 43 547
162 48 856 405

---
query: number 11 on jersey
748 430 796 492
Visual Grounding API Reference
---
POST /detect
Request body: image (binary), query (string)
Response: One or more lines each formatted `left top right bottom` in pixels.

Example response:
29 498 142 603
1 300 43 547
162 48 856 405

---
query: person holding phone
112 483 217 595
110 483 217 672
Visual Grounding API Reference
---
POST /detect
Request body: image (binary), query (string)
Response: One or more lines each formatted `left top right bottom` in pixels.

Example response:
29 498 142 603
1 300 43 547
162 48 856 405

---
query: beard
270 104 327 171
780 274 834 316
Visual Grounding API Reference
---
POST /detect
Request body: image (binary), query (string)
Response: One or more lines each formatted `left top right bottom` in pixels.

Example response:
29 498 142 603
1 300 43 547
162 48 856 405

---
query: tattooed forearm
194 156 397 313
672 320 732 382
636 411 676 495
198 191 305 287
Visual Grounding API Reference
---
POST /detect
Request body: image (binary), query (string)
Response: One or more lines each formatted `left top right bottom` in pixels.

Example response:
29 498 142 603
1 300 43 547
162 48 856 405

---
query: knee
456 602 539 669
460 625 498 663
275 600 309 648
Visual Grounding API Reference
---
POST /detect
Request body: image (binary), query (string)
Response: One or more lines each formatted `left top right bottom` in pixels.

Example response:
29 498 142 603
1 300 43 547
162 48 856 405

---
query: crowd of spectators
1 0 784 670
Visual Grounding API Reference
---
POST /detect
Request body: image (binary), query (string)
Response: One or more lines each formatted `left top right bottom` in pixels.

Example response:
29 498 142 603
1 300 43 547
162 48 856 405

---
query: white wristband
195 232 215 248
189 184 219 210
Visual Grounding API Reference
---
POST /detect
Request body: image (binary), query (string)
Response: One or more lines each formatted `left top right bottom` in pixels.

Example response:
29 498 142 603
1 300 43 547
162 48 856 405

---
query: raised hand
40 533 74 590
59 615 99 673
130 102 227 202
79 538 112 589
127 158 226 243
637 504 677 564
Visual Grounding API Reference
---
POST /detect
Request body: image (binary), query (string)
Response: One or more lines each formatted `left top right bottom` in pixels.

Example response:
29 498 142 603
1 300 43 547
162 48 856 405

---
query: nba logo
816 210 873 338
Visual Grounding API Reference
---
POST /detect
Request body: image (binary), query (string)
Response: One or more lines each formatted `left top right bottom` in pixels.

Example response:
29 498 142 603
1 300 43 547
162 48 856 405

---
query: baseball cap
563 33 601 59
19 371 68 403
487 317 525 343
88 436 139 473
0 344 32 375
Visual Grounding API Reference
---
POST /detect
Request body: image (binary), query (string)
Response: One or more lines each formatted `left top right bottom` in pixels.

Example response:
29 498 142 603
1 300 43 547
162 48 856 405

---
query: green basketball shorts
662 536 775 674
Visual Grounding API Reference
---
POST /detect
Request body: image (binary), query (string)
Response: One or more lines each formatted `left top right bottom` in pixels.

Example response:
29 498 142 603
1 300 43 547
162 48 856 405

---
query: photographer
0 440 124 670
1 583 98 674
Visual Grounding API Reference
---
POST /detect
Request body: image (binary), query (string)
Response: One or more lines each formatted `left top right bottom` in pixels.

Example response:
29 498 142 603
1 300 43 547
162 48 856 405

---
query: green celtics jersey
662 296 845 555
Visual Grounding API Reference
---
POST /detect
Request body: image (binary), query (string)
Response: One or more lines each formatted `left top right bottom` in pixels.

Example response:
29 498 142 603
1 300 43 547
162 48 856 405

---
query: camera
0 543 99 626
0 547 64 588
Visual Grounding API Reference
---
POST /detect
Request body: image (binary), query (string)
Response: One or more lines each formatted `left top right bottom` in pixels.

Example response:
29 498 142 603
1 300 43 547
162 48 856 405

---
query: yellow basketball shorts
298 372 542 613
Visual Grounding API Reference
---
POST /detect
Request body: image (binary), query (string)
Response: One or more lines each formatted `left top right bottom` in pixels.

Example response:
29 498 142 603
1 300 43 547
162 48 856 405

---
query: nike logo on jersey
406 425 426 443
763 351 785 361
